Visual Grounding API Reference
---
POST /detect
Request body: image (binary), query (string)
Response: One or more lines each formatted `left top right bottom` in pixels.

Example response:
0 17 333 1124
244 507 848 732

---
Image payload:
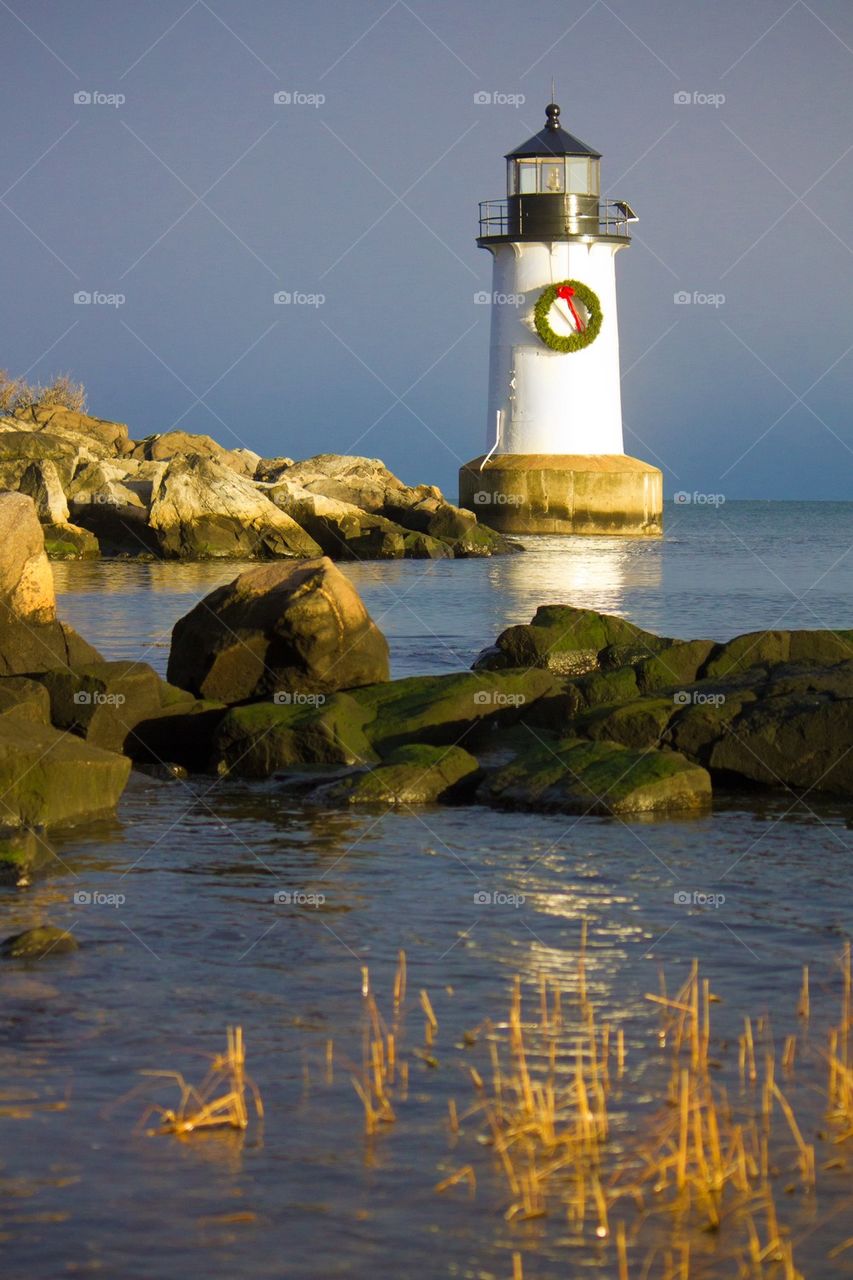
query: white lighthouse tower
459 102 663 536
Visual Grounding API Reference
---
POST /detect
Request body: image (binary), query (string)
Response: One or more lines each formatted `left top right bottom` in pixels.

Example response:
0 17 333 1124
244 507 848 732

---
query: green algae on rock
0 719 131 828
477 734 711 815
1 925 79 958
314 743 480 805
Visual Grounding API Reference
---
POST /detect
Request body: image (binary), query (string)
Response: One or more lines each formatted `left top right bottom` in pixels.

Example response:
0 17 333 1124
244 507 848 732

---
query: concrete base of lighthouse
459 454 663 537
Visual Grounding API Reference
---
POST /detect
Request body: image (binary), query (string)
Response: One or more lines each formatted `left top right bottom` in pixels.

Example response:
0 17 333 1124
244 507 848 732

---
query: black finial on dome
545 101 560 131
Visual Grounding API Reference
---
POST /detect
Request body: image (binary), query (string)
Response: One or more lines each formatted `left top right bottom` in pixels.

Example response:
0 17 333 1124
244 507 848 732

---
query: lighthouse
459 102 663 536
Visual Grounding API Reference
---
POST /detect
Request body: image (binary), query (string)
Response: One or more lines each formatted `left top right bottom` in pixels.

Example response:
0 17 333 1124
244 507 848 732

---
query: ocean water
2 502 852 1279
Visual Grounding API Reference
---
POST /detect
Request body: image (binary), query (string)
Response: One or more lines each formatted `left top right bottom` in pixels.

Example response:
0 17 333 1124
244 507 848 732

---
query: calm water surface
2 502 852 1279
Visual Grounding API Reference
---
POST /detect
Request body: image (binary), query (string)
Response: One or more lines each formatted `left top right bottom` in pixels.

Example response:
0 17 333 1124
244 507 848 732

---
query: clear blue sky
1 0 851 499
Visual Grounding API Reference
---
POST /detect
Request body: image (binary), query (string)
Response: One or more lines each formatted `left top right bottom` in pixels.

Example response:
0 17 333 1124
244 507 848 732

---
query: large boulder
0 491 56 624
314 743 480 805
0 717 131 827
210 692 378 777
475 605 672 675
167 557 390 702
268 481 408 560
36 660 196 754
18 458 69 524
13 405 130 456
0 493 102 675
283 455 518 557
0 429 81 491
0 676 52 725
147 455 321 560
351 668 561 755
18 459 99 560
477 733 711 815
66 458 164 554
130 431 259 477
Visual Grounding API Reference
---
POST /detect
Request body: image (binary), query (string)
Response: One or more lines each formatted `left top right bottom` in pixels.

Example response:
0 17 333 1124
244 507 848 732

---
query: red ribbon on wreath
556 284 584 333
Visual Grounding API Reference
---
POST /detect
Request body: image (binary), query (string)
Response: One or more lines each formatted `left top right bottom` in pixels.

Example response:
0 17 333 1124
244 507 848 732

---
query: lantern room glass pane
566 158 591 193
588 158 600 195
517 161 537 193
506 159 517 195
540 161 565 193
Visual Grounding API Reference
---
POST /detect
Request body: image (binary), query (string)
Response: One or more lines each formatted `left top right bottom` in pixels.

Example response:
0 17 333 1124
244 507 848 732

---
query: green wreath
533 279 603 353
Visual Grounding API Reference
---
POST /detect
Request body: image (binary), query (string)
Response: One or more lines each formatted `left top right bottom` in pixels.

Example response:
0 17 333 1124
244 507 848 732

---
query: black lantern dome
478 103 635 244
506 102 601 160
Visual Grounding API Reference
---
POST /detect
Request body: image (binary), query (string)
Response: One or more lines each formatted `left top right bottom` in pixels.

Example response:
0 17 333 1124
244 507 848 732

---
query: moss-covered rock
42 522 100 560
402 531 454 559
0 719 131 827
477 733 711 815
0 616 103 678
211 693 378 778
577 696 679 750
37 660 195 753
1 925 79 958
167 558 390 702
635 639 717 694
0 829 57 884
475 605 671 675
352 669 561 755
314 743 480 805
702 629 853 679
0 676 52 725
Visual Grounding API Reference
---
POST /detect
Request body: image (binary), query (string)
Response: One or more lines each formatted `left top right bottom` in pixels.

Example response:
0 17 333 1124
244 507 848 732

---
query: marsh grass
432 927 853 1278
139 1026 263 1137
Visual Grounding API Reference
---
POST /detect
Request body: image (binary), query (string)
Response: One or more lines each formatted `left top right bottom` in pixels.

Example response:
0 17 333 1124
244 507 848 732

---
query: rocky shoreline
1 489 850 888
0 404 517 562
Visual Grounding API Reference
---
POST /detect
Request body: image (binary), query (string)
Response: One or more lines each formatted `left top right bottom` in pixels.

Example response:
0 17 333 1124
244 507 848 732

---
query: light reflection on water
2 501 850 1277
